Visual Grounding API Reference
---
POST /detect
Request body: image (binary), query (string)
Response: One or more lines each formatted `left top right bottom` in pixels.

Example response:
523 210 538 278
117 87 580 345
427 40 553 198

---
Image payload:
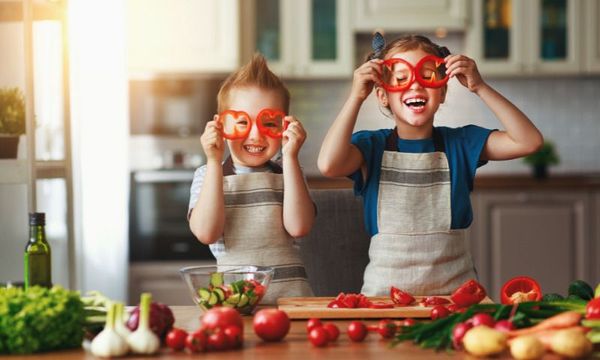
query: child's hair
365 34 450 62
217 53 290 113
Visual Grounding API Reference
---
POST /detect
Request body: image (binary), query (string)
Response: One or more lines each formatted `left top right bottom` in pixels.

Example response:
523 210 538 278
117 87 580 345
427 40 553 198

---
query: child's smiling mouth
403 96 428 114
243 144 267 154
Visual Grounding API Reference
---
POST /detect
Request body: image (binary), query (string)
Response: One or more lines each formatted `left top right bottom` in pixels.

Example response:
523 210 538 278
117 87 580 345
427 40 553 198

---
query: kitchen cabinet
0 1 74 288
468 189 595 301
353 0 469 32
129 261 215 305
584 0 600 72
466 0 585 76
241 0 353 78
126 0 240 75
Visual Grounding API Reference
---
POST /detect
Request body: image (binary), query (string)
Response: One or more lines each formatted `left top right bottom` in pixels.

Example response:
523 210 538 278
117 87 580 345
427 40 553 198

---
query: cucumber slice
210 272 224 287
208 292 219 306
237 294 249 308
225 293 241 306
198 287 211 302
213 288 226 302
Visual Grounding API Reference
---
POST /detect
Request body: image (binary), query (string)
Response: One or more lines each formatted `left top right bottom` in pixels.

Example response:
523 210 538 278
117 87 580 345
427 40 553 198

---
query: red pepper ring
500 276 542 305
450 279 487 307
218 108 288 140
380 55 449 92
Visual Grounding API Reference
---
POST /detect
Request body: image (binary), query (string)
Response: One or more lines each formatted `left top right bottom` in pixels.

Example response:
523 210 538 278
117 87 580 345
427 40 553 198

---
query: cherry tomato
390 286 415 306
470 313 495 328
185 330 207 353
223 324 243 348
400 318 416 327
201 307 243 332
586 298 600 319
347 321 368 342
322 323 340 342
308 327 329 347
207 328 229 351
253 309 291 342
451 322 473 349
306 318 323 333
166 327 188 351
373 319 397 339
430 305 451 320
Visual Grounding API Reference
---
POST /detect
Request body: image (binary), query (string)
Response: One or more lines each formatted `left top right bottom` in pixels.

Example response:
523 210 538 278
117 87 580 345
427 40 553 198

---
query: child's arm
318 59 384 177
445 55 544 160
189 117 225 244
281 117 315 238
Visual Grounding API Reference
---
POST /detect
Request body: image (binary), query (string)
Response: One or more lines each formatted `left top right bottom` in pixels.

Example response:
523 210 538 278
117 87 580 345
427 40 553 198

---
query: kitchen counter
2 306 521 359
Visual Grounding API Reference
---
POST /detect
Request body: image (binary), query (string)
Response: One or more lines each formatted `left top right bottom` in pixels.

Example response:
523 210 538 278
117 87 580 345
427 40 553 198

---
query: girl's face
225 86 284 168
377 48 446 131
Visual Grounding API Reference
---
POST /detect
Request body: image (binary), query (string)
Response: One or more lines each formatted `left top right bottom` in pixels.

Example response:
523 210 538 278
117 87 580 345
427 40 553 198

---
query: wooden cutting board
277 296 494 319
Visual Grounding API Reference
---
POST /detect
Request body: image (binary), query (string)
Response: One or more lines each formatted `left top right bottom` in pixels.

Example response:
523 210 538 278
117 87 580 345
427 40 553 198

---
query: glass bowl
180 265 274 315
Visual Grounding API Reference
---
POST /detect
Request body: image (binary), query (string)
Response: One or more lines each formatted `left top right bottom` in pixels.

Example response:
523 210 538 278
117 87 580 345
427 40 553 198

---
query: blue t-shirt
350 126 493 236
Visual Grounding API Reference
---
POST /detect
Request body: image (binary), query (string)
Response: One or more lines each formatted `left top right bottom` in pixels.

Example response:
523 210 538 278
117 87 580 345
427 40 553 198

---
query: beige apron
218 157 313 304
362 130 475 296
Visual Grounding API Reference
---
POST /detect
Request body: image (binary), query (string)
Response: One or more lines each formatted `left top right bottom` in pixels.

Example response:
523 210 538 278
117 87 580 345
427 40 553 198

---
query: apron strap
385 128 446 153
222 156 283 176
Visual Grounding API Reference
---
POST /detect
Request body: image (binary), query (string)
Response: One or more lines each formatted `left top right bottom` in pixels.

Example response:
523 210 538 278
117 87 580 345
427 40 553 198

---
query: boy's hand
201 116 225 161
351 59 383 102
281 116 306 159
445 54 485 93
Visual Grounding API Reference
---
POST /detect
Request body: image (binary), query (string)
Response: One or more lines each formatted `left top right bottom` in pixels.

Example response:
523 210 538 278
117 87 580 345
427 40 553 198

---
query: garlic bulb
90 302 129 358
127 293 160 354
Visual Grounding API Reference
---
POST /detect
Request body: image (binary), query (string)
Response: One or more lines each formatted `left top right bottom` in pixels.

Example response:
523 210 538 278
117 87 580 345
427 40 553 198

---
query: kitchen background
1 0 600 303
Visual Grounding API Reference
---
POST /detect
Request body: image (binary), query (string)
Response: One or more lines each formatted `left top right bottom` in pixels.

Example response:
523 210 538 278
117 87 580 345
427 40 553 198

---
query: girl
318 34 543 296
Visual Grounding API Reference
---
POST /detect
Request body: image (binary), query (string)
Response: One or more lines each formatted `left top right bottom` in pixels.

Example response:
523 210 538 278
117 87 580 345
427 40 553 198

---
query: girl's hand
200 116 225 161
445 54 485 93
281 116 306 159
350 59 383 101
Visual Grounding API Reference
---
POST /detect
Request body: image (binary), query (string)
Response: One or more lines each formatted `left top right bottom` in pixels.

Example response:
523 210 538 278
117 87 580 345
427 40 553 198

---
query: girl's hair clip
369 31 385 60
438 46 451 58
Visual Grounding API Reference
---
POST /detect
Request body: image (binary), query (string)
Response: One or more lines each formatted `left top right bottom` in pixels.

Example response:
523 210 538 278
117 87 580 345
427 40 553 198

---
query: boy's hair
217 53 290 113
365 34 450 61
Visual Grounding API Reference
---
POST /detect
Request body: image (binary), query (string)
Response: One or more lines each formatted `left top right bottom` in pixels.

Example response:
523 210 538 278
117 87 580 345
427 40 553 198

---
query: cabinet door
526 0 582 74
127 0 240 74
584 0 600 73
353 0 468 31
466 0 527 75
471 191 592 301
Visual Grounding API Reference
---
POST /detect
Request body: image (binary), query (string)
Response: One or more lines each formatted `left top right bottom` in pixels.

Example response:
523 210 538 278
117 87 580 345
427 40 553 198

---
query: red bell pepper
586 298 600 319
450 279 487 307
500 276 542 305
390 286 415 306
419 296 451 307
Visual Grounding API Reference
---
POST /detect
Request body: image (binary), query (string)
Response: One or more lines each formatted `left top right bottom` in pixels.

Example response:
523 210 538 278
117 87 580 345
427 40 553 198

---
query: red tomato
207 328 229 351
430 305 451 320
390 286 415 306
201 307 243 331
400 318 416 327
347 321 368 342
185 330 207 353
322 323 340 342
223 325 243 348
500 276 542 305
586 298 600 319
253 309 291 342
375 319 397 339
308 327 329 347
166 327 188 351
470 313 495 328
450 279 487 307
306 318 323 333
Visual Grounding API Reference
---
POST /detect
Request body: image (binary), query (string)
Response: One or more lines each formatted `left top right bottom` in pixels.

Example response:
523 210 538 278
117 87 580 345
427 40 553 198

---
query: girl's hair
365 34 450 62
217 53 290 113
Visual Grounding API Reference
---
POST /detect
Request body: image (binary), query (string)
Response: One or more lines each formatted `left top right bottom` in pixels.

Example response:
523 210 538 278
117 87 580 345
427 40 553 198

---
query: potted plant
0 87 26 159
523 141 559 179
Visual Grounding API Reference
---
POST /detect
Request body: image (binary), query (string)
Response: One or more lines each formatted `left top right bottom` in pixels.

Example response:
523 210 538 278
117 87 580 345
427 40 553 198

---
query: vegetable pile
196 272 265 315
327 292 394 309
0 286 85 354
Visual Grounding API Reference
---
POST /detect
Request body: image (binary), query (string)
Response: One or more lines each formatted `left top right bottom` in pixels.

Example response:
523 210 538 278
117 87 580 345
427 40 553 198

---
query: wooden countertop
307 174 600 190
2 306 524 359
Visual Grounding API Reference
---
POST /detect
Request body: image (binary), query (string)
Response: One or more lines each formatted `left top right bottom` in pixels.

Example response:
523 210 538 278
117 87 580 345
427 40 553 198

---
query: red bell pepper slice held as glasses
500 276 542 305
450 279 487 307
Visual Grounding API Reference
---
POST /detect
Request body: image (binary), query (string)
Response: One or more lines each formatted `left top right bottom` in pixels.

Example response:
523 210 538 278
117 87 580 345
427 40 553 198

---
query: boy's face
225 86 285 168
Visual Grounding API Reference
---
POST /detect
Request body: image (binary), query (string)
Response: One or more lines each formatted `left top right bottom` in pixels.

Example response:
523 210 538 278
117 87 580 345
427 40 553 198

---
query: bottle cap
29 212 45 226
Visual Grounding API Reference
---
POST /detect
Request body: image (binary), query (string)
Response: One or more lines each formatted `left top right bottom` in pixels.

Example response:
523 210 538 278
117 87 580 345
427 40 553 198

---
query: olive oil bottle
24 212 52 288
